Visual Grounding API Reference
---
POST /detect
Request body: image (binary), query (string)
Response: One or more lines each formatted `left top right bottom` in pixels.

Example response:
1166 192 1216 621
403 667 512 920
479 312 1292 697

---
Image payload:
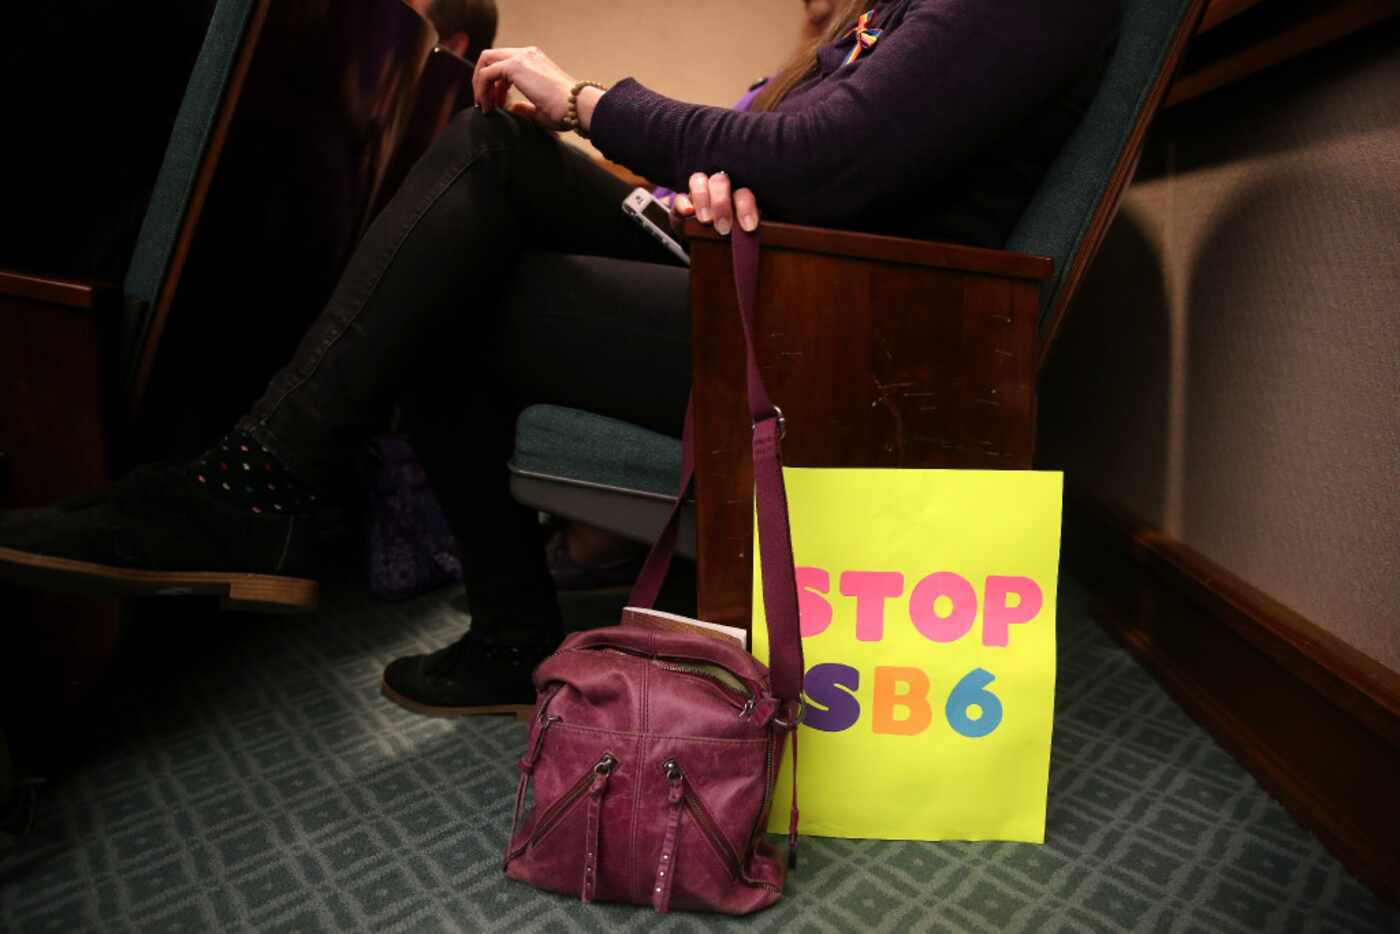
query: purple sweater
591 0 1119 244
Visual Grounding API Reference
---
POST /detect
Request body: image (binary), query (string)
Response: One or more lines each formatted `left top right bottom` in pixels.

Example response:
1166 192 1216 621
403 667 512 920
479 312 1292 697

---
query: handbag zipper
522 753 617 852
595 647 755 712
655 662 753 711
740 729 779 860
663 759 744 881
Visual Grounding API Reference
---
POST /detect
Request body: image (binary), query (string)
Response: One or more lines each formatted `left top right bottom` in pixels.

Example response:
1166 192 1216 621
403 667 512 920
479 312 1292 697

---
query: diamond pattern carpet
1 577 1395 932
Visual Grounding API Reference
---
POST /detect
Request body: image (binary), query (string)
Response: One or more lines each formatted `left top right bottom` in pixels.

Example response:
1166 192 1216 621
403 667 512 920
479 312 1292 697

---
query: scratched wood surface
689 224 1047 631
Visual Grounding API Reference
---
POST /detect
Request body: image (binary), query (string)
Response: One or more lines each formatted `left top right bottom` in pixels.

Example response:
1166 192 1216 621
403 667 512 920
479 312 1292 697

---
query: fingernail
697 207 711 222
739 213 757 232
715 217 731 235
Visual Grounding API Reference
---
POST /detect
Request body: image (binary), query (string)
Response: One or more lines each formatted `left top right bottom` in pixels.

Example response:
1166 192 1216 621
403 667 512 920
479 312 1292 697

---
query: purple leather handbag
503 228 805 914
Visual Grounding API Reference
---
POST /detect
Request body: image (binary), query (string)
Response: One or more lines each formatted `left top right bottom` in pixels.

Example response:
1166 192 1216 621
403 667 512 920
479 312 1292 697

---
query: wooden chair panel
0 274 123 710
0 273 115 509
689 223 1049 631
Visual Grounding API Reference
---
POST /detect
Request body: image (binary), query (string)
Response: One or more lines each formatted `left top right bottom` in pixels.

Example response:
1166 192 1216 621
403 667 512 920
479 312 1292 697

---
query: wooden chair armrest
684 219 1053 282
685 219 1049 630
0 269 120 311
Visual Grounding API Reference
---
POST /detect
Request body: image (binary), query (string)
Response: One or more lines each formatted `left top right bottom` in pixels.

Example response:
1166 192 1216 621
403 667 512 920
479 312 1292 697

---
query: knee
438 105 550 155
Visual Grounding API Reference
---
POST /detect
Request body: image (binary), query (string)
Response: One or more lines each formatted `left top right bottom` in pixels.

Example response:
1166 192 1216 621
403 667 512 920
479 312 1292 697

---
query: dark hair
751 0 863 112
427 0 498 53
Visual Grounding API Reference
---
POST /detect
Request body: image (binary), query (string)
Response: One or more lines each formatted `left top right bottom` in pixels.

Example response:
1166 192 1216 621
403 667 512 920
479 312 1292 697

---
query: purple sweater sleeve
590 0 1117 227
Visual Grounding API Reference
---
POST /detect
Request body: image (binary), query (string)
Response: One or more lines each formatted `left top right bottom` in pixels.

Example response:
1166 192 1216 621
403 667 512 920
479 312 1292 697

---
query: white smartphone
622 187 690 266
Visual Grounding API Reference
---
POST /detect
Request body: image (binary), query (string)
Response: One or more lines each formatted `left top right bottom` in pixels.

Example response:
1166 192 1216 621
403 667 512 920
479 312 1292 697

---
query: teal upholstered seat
509 405 693 556
510 0 1202 547
512 406 682 497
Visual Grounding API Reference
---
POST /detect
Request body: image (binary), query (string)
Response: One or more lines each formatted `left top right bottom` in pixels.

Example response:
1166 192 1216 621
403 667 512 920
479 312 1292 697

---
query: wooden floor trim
1063 490 1400 905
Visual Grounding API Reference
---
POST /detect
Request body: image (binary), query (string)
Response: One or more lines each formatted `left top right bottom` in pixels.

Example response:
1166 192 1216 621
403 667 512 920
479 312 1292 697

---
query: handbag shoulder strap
628 228 805 704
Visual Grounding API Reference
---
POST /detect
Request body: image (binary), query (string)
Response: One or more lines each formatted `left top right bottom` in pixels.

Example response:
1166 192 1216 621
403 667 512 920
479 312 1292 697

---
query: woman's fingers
471 48 504 107
684 172 754 235
734 187 760 232
688 173 712 224
707 172 733 235
471 46 576 126
669 193 694 234
472 57 513 112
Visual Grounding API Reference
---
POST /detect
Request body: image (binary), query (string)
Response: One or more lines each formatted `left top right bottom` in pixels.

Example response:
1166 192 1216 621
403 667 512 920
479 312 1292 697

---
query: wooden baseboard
1062 491 1400 905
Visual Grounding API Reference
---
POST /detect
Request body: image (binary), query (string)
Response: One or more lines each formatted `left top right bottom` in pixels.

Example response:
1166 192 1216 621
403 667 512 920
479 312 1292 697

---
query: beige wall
1039 25 1400 672
494 1 804 155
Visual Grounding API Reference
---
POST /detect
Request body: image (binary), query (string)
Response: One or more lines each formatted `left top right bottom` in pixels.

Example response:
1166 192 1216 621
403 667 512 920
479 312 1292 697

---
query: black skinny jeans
239 108 692 638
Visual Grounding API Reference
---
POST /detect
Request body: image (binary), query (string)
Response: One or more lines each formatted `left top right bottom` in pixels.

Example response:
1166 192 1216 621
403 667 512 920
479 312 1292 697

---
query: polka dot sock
188 430 321 516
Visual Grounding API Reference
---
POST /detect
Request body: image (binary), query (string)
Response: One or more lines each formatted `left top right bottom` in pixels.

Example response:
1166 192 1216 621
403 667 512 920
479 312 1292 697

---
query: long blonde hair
750 0 866 112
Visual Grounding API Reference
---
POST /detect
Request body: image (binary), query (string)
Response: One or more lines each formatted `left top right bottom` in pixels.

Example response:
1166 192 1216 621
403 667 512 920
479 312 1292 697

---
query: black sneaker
380 629 557 719
0 463 320 611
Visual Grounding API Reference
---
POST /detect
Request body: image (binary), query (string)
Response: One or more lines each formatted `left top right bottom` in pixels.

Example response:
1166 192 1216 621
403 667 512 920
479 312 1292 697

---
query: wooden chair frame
686 223 1052 630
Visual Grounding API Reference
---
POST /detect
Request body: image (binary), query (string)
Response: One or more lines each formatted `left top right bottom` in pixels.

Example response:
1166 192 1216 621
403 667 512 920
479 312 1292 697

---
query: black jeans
239 108 691 637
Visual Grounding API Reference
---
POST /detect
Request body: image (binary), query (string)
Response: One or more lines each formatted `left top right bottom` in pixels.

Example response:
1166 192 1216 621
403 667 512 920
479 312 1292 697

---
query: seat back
121 0 263 401
1006 0 1209 371
122 0 465 453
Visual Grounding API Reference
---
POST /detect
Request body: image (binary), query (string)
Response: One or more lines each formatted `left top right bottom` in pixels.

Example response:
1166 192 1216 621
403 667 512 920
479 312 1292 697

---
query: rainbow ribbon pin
842 10 883 66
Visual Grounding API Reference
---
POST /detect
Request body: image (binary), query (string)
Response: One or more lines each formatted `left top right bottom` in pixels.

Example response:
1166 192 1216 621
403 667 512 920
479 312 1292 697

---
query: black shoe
0 484 114 530
0 463 320 611
380 629 557 719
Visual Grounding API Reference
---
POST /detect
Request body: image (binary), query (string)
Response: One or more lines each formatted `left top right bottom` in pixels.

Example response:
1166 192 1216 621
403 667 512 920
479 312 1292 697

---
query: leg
411 249 692 617
0 110 676 609
241 108 679 494
382 252 690 716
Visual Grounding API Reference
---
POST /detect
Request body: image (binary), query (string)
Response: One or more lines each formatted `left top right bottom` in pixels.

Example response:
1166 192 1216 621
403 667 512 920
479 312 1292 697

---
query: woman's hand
670 172 760 237
471 46 579 130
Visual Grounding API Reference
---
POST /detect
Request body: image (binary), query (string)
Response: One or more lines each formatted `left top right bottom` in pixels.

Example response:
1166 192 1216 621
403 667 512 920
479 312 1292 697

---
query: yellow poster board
752 467 1062 842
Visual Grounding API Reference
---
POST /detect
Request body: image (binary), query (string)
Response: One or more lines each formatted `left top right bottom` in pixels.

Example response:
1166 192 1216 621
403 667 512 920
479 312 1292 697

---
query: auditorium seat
508 0 1212 629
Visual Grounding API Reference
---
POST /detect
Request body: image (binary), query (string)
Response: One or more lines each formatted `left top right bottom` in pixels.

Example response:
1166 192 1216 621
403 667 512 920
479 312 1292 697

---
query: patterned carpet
1 576 1395 933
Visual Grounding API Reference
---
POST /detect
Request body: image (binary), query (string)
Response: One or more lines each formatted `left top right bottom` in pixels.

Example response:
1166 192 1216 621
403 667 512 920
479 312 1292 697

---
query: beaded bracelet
564 80 608 138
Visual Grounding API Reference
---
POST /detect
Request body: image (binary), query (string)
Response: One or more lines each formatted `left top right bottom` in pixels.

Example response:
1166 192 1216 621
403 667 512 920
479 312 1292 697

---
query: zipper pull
664 758 685 802
581 754 615 905
591 754 616 792
654 759 686 913
521 714 560 773
739 698 756 720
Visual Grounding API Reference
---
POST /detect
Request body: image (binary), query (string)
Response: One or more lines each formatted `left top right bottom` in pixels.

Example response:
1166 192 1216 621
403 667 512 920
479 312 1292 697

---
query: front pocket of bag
650 756 777 912
506 749 620 900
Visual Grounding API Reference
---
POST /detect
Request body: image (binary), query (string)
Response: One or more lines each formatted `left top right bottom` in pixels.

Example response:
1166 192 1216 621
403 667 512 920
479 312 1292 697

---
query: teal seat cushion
511 405 682 497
